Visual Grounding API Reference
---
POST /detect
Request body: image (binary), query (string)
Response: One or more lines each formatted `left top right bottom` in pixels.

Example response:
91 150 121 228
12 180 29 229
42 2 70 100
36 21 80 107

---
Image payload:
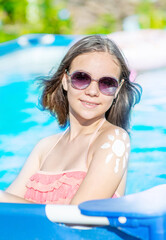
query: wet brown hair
39 35 142 133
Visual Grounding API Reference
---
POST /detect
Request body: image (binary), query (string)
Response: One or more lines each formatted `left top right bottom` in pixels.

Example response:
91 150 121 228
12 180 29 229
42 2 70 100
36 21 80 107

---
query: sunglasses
66 70 119 96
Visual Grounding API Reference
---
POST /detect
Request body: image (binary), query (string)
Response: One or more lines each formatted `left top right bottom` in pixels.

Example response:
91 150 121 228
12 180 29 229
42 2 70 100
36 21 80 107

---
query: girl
0 35 142 204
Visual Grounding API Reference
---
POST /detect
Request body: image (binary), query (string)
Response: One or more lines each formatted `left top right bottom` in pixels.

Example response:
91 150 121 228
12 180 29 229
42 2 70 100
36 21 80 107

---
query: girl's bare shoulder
96 122 130 147
39 132 63 145
87 122 130 166
35 132 64 156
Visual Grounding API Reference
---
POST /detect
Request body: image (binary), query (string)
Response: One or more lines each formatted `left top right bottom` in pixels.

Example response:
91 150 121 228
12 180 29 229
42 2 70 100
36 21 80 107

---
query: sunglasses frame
65 70 119 96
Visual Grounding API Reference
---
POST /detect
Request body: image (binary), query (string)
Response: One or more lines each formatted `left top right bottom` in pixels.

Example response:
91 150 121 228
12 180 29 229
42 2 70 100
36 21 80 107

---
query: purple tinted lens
99 77 118 95
71 72 91 89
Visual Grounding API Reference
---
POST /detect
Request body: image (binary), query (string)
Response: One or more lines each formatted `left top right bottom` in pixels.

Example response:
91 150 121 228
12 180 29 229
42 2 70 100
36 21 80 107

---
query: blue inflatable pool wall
0 185 166 240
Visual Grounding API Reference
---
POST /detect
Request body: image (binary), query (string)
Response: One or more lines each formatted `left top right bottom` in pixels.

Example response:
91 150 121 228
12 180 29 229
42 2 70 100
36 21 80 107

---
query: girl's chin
76 113 105 122
69 106 108 122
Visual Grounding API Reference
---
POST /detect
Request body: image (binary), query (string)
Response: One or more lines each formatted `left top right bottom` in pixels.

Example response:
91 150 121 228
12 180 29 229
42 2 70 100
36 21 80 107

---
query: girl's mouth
80 100 99 108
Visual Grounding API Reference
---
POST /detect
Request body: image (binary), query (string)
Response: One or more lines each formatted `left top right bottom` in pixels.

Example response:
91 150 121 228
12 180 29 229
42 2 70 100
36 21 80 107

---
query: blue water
0 35 166 193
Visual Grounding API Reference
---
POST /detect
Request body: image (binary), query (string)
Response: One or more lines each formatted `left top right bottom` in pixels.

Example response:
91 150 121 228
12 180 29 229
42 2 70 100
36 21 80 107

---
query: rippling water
127 68 166 193
0 43 166 193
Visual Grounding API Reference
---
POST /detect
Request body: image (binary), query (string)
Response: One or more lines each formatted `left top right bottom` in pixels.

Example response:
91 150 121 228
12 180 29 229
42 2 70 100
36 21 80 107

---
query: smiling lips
80 100 100 109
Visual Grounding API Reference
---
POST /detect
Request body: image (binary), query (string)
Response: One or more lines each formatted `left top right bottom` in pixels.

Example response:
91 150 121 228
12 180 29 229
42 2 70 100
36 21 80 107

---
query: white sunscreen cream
112 140 125 157
125 152 129 159
101 142 111 149
122 132 127 140
127 143 130 148
115 129 120 135
114 158 120 173
105 153 113 164
123 156 126 169
108 135 115 141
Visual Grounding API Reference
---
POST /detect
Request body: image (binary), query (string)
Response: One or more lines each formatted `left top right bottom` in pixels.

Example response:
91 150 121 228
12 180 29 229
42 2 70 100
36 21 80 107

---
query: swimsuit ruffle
24 171 86 204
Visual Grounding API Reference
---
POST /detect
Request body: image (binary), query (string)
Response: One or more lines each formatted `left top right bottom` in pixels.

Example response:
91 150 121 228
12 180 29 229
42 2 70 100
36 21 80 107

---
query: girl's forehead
72 51 119 63
70 52 121 78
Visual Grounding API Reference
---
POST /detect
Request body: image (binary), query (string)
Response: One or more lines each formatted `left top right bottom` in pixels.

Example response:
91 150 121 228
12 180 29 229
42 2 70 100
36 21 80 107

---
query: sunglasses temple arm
114 79 125 99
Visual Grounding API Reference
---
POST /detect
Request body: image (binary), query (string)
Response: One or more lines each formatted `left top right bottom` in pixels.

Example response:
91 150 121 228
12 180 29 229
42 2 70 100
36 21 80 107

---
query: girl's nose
84 80 100 97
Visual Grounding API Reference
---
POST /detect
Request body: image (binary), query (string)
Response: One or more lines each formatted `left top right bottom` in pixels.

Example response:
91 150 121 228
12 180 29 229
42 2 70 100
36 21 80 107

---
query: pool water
126 68 166 193
0 35 166 194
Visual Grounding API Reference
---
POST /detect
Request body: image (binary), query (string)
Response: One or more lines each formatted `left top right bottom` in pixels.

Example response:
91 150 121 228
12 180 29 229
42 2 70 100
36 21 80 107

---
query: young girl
0 35 142 205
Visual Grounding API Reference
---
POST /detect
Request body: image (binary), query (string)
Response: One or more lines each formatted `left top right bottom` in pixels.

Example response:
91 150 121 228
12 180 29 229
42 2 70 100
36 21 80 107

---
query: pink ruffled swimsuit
24 170 87 204
24 119 118 204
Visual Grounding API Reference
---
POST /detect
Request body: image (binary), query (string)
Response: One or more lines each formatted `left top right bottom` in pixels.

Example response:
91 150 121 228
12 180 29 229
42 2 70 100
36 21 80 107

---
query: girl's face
62 51 121 123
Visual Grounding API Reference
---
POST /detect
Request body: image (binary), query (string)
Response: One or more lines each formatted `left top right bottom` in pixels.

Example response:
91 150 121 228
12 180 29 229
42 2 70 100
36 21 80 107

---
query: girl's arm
3 134 60 201
5 139 44 199
70 128 130 205
0 190 31 203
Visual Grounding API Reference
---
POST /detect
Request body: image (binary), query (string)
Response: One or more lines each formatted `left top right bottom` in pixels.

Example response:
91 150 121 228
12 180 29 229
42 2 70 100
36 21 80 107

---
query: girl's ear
114 79 125 99
62 73 68 91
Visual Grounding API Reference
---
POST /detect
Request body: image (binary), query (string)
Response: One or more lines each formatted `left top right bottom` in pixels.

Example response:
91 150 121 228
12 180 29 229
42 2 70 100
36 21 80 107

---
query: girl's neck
68 116 106 141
